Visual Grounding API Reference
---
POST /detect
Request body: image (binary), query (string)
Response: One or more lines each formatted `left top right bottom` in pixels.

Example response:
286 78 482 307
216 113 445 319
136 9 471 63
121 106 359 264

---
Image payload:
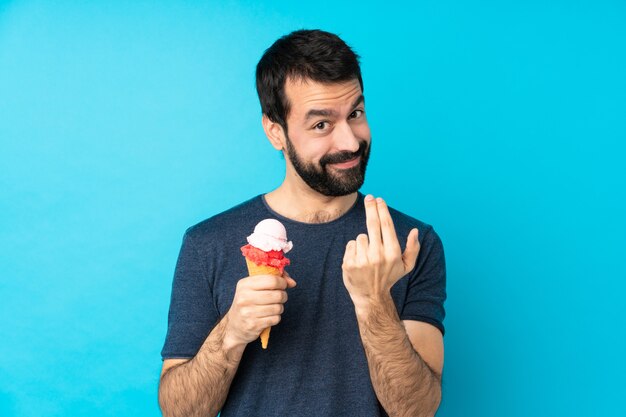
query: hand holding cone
241 219 293 349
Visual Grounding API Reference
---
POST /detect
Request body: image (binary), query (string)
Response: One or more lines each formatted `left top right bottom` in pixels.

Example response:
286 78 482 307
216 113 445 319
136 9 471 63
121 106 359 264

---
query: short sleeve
161 230 220 360
400 226 447 336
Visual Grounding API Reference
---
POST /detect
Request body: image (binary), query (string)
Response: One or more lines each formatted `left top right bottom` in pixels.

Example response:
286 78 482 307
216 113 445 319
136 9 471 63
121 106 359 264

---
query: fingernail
414 229 419 241
376 197 384 204
365 194 374 201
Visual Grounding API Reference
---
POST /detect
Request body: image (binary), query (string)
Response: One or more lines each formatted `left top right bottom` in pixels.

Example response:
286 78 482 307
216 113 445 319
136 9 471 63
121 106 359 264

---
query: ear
262 114 286 151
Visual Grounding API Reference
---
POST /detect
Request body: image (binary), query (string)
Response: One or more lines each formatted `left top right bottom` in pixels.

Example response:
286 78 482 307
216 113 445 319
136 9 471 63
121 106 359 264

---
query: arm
158 315 245 417
159 273 297 417
342 195 443 417
353 296 443 417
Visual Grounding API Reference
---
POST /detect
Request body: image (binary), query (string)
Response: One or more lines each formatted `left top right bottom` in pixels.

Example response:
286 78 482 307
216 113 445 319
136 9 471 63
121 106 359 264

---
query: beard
284 134 370 197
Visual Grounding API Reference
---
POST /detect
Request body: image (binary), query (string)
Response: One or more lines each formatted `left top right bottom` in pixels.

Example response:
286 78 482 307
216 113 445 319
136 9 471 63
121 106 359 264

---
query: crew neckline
259 192 363 227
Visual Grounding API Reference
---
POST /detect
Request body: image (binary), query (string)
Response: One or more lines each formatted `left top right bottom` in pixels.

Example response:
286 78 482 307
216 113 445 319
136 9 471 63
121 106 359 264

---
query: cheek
353 122 371 140
311 145 332 164
302 139 330 161
291 132 329 162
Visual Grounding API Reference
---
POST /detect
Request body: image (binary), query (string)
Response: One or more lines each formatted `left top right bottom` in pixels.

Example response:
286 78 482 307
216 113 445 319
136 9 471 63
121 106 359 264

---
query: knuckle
243 318 254 332
390 253 401 263
233 296 244 307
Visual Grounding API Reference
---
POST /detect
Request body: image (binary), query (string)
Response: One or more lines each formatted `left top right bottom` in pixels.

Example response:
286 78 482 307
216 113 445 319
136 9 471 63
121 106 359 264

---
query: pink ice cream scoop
246 218 293 253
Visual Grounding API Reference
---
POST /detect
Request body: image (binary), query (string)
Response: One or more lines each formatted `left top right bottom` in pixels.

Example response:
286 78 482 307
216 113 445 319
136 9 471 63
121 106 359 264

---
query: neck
264 180 359 224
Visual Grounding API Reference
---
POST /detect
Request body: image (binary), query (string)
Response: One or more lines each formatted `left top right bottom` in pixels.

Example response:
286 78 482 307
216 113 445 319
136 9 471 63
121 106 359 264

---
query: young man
158 29 446 417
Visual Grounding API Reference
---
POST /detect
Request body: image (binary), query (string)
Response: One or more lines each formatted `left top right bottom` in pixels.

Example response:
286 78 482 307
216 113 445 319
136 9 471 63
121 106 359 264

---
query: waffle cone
245 258 282 276
245 257 281 349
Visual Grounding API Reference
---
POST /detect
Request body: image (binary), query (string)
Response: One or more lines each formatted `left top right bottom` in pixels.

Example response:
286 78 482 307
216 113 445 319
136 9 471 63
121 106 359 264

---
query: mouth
328 156 361 169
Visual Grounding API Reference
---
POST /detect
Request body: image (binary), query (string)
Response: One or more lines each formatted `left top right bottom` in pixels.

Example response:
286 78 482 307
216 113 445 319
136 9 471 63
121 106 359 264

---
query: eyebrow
304 94 365 122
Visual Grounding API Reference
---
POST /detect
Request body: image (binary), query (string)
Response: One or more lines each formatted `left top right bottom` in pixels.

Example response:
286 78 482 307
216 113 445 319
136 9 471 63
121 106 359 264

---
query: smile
329 156 360 169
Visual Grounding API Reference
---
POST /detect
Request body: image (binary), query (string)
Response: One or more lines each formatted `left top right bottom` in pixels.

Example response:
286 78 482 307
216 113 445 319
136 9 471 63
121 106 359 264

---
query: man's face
282 78 371 197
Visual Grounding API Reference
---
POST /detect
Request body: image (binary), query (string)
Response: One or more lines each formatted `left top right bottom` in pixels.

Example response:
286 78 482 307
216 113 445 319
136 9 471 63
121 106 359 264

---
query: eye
349 109 364 119
314 121 329 130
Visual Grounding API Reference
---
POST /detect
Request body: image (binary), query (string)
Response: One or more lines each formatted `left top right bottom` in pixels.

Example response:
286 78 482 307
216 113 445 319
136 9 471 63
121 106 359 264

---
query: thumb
282 269 297 288
402 228 421 272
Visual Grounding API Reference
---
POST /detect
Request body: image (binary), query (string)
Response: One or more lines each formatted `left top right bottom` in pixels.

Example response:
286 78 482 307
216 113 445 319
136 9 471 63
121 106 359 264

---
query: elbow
158 375 180 417
417 402 440 417
414 377 442 417
158 377 219 417
157 378 171 417
424 381 442 417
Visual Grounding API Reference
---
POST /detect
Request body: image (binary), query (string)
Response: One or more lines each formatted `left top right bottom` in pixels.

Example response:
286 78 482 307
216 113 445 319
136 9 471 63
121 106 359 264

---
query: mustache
320 141 368 166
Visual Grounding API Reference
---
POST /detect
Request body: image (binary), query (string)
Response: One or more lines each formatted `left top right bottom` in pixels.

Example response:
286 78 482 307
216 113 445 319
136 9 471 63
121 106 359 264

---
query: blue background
1 1 625 416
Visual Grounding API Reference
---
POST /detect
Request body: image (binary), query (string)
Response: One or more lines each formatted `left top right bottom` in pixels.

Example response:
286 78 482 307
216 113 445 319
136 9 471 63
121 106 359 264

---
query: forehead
284 78 362 118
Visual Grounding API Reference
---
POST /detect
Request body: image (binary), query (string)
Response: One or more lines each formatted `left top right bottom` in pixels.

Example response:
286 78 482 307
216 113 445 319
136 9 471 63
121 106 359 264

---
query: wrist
220 314 247 358
351 292 393 319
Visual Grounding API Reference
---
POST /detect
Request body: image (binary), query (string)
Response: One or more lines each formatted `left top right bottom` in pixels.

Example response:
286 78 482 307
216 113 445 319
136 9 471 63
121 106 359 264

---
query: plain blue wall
1 1 625 416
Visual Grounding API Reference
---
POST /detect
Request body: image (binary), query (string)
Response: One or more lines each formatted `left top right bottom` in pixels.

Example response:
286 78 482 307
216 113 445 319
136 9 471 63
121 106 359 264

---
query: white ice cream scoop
246 218 293 253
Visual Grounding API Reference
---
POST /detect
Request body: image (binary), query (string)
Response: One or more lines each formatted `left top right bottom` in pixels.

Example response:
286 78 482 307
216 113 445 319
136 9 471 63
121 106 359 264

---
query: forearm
354 295 442 417
158 314 246 417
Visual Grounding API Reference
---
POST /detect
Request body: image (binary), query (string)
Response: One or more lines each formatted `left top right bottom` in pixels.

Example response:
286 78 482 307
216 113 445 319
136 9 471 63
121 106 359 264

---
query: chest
209 230 410 328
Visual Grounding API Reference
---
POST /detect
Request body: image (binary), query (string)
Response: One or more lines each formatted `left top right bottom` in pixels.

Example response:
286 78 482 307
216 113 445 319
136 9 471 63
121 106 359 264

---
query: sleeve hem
400 315 445 337
161 355 195 361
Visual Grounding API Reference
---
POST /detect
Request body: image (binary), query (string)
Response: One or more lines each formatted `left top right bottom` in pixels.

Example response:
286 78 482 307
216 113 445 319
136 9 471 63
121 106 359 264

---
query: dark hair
256 29 363 130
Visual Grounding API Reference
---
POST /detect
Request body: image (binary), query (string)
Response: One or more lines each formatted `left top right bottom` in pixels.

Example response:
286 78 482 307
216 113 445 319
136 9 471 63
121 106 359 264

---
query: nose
333 121 361 153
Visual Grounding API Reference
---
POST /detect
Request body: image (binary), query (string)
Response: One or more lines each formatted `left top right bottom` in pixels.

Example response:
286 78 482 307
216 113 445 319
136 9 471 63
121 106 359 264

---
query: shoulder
182 195 264 247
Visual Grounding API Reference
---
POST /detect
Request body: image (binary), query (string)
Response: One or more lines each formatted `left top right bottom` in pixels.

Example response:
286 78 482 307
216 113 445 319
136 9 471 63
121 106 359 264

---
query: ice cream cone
244 257 281 349
245 258 282 276
241 218 292 350
259 327 271 349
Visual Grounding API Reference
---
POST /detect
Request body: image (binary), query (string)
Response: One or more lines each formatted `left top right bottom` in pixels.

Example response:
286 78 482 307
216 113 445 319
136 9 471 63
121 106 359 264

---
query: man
158 29 446 417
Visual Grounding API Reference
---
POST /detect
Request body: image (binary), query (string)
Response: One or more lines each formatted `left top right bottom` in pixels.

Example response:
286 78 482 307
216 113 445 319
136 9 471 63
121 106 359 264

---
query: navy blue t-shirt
161 192 446 417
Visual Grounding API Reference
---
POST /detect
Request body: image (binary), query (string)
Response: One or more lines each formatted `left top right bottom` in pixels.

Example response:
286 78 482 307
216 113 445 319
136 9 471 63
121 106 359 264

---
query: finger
364 194 382 251
402 228 421 272
356 233 369 264
263 315 282 328
343 240 356 264
282 270 297 288
253 303 285 318
376 197 400 251
252 289 288 305
246 275 288 290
